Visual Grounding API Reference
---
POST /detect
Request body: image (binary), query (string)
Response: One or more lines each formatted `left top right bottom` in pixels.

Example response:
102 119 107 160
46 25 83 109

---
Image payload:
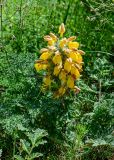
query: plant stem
13 135 16 160
99 79 101 101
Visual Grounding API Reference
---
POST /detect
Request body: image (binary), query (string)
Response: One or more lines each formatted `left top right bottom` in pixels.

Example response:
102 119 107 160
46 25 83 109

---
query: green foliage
14 128 48 160
0 0 114 160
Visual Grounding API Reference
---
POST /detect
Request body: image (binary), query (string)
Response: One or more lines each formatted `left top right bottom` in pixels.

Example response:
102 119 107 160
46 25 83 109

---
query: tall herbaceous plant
35 23 85 98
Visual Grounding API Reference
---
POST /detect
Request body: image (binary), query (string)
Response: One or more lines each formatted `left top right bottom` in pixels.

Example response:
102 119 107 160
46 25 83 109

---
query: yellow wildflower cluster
35 23 85 98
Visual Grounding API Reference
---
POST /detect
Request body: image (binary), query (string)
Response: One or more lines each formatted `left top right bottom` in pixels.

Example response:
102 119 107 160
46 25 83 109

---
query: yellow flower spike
59 38 67 48
59 23 65 37
67 75 74 89
68 41 79 49
64 58 72 73
52 51 62 65
40 52 51 60
43 76 51 86
58 86 66 95
34 23 85 97
67 36 76 42
59 69 67 83
50 32 58 42
71 65 80 79
53 65 62 76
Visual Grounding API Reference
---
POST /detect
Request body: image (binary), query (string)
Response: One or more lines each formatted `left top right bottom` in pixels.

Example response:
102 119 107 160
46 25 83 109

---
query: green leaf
29 152 43 159
27 129 48 146
14 155 24 160
20 139 30 154
92 139 107 147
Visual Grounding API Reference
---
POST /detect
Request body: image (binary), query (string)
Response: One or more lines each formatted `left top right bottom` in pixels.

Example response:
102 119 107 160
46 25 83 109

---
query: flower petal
58 86 66 95
52 52 62 65
64 58 72 73
40 52 51 60
53 65 62 76
67 75 74 89
71 65 80 79
68 42 79 49
59 38 67 48
59 69 67 83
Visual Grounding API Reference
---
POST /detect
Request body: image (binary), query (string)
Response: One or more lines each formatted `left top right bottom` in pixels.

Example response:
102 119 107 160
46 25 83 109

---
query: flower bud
67 36 76 42
78 50 85 55
59 23 65 37
50 32 58 41
40 48 49 53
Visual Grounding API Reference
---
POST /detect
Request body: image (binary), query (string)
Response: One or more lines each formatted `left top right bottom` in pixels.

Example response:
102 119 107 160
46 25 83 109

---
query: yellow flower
69 52 82 63
68 41 79 49
53 65 62 76
71 65 80 79
43 76 51 86
44 35 54 46
58 86 66 95
67 75 74 89
69 52 78 61
64 58 72 73
48 40 55 46
63 48 71 57
34 63 48 71
67 36 76 42
34 63 42 71
59 69 67 83
76 52 83 63
59 38 67 48
75 63 83 71
40 48 49 53
40 52 51 60
48 46 57 52
50 32 58 42
78 50 85 55
58 23 65 37
52 51 62 65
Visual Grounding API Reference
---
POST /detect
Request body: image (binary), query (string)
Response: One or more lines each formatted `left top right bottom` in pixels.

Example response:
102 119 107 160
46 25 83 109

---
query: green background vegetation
0 0 114 159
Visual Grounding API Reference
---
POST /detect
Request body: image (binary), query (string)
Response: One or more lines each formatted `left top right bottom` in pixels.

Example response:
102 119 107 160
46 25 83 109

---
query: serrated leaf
92 139 107 147
27 129 48 146
29 152 43 159
35 140 47 147
20 139 30 154
17 124 28 131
